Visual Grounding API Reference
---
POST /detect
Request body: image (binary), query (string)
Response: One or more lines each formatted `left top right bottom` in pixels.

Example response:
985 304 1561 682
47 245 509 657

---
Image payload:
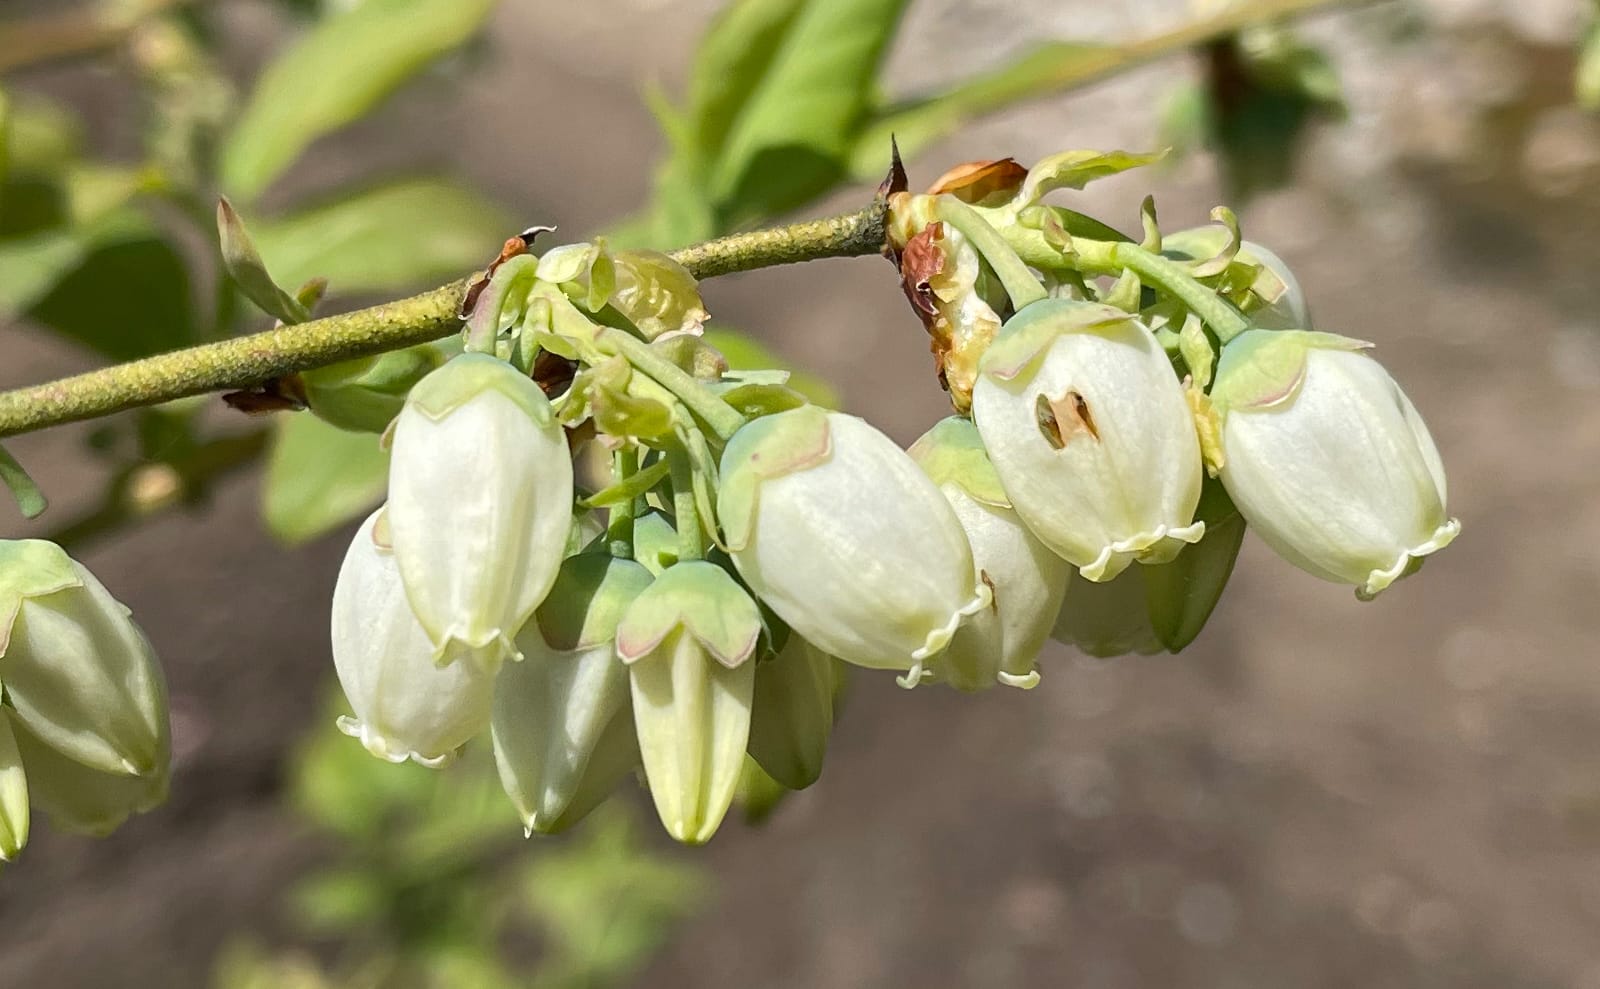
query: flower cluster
0 540 171 867
319 151 1457 844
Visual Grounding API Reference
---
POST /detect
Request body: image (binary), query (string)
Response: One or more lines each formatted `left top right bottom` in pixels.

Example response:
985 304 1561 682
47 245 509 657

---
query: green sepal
1178 315 1215 390
568 356 678 441
977 298 1137 383
1143 477 1245 652
302 341 452 433
0 540 83 657
715 405 832 553
632 510 680 576
403 352 554 425
615 561 761 669
711 381 811 419
1210 329 1370 415
1101 267 1142 313
1017 148 1168 206
610 249 708 341
1189 207 1242 278
0 445 47 519
651 334 728 379
907 416 1009 508
533 553 654 653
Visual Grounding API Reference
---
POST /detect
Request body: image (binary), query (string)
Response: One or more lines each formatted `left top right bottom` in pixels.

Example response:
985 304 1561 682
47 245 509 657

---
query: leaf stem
933 196 1048 312
0 203 885 440
667 448 703 563
1073 240 1251 342
598 330 747 444
606 447 639 560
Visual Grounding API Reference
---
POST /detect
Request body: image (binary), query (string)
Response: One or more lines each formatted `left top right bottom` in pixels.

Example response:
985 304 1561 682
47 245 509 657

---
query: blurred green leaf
706 0 909 224
687 0 807 160
0 443 46 519
703 327 840 408
24 220 198 361
290 694 440 838
262 413 388 545
289 868 389 934
1579 13 1600 110
249 178 506 293
220 0 499 201
218 197 309 324
849 41 1116 177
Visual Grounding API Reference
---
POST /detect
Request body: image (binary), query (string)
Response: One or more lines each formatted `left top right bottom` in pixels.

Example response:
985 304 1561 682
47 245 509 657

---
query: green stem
599 329 747 443
606 448 639 560
933 195 1048 312
1073 240 1252 343
0 203 886 440
667 448 703 562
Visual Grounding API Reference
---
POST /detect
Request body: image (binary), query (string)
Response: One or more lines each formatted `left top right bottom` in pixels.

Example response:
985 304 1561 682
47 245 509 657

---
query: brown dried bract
927 158 1027 207
458 225 557 319
223 375 308 415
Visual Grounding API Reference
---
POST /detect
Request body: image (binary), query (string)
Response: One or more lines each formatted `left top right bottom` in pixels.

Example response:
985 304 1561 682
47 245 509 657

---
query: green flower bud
616 562 760 844
1142 478 1246 652
1051 567 1163 659
492 553 651 835
0 540 169 777
3 708 167 837
747 635 835 790
0 708 28 861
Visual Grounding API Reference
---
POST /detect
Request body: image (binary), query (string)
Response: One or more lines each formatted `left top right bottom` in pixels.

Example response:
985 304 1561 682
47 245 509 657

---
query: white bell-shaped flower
909 417 1069 690
331 510 496 767
387 353 574 667
717 406 989 684
492 552 649 835
972 299 1205 581
1213 330 1459 599
0 540 169 777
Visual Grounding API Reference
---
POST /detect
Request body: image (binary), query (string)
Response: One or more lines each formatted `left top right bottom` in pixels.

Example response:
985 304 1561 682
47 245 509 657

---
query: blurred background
2 0 1599 986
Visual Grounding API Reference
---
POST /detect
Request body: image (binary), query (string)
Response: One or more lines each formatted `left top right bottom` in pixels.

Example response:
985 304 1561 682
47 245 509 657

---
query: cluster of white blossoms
0 541 171 867
0 148 1461 855
319 149 1457 845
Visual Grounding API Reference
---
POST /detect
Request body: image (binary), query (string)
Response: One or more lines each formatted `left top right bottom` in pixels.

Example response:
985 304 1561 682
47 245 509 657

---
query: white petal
332 511 496 766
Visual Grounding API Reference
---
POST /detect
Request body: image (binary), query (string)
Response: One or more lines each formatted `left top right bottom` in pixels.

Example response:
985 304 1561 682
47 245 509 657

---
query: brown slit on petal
980 570 998 613
1035 390 1099 450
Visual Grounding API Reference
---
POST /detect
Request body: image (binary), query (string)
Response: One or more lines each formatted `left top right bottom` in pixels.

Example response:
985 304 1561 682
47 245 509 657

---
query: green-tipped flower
718 406 989 683
331 510 495 767
492 553 650 835
387 353 574 666
1212 330 1459 599
3 707 167 837
972 300 1205 582
0 710 28 861
0 540 169 777
747 635 835 790
910 417 1069 690
616 562 760 844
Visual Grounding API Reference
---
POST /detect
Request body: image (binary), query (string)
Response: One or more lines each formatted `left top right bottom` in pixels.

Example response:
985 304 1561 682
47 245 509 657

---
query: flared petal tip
336 715 457 769
430 627 522 669
900 584 996 689
997 670 1041 690
1079 521 1207 582
1357 517 1461 601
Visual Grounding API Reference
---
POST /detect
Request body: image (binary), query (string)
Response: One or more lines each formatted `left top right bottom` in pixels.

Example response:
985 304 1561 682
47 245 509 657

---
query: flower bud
301 340 456 434
1163 229 1311 330
909 417 1069 690
1212 330 1459 598
0 540 169 777
718 406 989 683
972 300 1205 582
747 634 835 790
387 353 575 666
1051 567 1163 658
3 707 167 837
492 553 650 835
616 561 760 844
331 510 495 767
0 711 28 861
1142 477 1246 651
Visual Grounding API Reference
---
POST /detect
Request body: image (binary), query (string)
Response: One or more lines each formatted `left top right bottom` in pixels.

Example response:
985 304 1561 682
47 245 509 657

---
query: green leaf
262 413 388 544
687 0 808 159
220 0 500 201
707 0 909 223
217 197 308 324
23 219 198 361
1581 17 1600 110
0 444 46 519
248 178 507 293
